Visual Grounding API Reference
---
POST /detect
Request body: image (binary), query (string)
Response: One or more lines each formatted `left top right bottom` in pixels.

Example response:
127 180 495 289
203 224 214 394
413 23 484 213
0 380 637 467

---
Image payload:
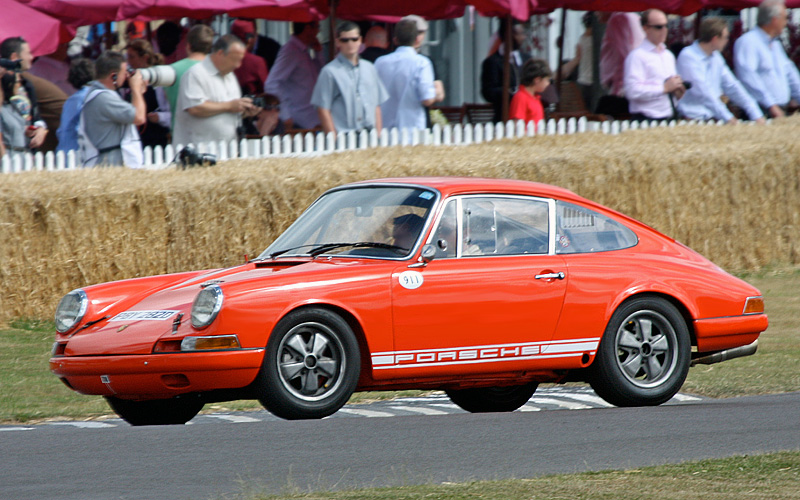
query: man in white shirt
623 9 686 121
677 18 765 124
734 0 800 118
375 18 440 131
173 35 258 148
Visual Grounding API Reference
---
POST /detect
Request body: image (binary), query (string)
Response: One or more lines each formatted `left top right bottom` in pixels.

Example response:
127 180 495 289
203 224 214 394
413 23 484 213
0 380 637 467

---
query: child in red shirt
509 59 552 125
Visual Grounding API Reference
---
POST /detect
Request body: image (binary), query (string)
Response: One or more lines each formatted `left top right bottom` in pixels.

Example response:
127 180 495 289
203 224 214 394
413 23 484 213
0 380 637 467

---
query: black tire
254 308 360 420
445 382 538 413
105 394 204 426
589 297 690 407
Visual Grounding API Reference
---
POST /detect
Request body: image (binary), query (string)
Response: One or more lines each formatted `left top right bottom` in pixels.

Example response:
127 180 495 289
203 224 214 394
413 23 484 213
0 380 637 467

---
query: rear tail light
743 296 765 315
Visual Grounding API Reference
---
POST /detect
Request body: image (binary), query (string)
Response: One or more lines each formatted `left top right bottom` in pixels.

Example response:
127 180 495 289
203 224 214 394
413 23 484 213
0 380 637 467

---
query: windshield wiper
307 242 407 257
268 242 407 259
267 244 324 259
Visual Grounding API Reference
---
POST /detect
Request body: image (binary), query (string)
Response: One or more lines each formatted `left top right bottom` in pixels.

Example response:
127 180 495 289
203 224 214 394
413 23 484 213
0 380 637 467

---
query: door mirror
420 244 437 263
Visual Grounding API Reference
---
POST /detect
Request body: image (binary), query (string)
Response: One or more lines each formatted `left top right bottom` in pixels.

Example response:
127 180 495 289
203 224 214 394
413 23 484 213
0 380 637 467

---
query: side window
430 201 457 258
556 201 638 254
462 197 549 257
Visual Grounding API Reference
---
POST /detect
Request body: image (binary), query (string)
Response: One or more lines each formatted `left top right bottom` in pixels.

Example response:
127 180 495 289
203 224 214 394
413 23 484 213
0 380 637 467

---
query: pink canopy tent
3 1 65 56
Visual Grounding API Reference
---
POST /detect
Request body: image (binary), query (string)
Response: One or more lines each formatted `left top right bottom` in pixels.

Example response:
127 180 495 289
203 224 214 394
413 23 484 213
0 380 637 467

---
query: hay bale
2 117 800 321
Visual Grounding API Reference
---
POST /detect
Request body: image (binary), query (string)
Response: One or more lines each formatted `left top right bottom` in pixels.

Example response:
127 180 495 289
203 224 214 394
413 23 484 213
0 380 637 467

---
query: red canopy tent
3 1 66 56
118 0 322 23
17 0 124 29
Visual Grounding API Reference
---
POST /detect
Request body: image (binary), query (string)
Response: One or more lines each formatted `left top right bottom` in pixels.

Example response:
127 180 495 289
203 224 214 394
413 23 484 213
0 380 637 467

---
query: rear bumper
694 313 768 352
49 349 264 398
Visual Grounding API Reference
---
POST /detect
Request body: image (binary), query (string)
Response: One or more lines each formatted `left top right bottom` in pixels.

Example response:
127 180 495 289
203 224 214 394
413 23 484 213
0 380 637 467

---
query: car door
378 195 569 379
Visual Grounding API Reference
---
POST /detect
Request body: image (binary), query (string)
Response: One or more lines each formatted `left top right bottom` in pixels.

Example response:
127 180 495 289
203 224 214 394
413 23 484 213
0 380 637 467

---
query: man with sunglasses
311 21 387 137
623 9 687 121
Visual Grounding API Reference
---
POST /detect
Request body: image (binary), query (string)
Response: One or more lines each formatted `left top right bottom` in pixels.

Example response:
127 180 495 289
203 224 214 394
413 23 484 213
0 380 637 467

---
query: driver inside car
391 213 425 251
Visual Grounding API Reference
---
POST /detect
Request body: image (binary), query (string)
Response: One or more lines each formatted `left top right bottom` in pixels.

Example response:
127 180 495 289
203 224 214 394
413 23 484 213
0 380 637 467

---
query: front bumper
50 348 265 399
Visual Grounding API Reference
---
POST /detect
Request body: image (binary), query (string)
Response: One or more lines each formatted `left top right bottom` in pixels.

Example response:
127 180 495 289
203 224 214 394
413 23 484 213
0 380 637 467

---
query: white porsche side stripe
371 338 599 370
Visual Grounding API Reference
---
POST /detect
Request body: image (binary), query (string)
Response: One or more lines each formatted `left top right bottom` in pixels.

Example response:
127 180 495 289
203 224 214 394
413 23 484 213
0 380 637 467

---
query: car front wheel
445 382 538 413
105 395 204 426
589 297 690 407
255 308 360 420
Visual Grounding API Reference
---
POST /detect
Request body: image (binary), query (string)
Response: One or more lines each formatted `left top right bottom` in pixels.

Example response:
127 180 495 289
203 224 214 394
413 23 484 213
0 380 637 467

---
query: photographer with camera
79 51 146 168
173 34 259 149
0 37 48 154
677 18 765 124
623 10 687 122
126 39 171 148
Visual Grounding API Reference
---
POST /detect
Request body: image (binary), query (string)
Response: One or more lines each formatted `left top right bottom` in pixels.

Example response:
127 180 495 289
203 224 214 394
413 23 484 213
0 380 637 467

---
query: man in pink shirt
623 9 687 121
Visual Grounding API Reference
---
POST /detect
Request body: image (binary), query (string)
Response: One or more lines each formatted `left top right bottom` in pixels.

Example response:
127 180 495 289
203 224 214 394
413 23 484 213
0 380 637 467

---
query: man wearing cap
375 17 443 131
231 19 269 96
403 14 445 127
311 21 388 137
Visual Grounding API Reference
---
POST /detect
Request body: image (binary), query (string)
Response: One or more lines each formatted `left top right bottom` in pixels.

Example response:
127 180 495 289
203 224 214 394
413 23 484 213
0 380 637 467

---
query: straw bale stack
2 118 800 321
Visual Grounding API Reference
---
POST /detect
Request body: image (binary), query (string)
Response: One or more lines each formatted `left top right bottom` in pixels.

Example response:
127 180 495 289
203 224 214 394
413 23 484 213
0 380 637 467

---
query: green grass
230 451 800 500
2 268 798 424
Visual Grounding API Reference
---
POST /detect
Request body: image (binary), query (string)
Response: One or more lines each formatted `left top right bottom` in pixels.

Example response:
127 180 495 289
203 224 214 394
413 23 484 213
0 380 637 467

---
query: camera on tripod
177 146 217 169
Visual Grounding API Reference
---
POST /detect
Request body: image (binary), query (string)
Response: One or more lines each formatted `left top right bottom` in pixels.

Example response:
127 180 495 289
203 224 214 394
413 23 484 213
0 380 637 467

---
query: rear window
555 201 638 254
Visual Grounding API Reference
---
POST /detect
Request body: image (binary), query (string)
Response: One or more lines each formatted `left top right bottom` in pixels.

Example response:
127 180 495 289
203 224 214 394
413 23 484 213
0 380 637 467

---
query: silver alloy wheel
276 321 346 402
614 309 679 389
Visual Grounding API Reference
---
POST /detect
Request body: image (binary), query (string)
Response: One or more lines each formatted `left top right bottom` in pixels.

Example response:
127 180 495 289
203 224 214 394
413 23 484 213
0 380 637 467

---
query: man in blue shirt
375 18 441 131
677 18 764 124
734 0 800 118
57 58 95 153
311 21 388 137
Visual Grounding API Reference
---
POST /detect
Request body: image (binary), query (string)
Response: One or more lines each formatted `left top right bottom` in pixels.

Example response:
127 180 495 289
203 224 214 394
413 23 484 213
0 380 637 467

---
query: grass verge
2 268 798 424
235 451 800 500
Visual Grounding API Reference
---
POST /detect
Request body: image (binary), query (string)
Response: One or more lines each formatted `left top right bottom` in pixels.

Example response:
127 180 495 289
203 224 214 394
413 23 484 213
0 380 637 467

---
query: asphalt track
3 391 800 500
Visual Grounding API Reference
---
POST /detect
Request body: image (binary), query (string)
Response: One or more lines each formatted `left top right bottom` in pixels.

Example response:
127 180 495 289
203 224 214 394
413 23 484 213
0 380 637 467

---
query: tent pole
555 8 567 112
329 0 338 62
501 14 512 124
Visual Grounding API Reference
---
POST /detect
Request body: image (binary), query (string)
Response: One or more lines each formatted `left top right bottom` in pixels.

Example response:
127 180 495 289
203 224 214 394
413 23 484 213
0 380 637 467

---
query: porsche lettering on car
50 177 768 425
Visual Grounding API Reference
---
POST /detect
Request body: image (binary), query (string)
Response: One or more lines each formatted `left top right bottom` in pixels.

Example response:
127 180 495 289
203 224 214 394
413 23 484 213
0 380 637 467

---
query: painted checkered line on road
0 387 702 432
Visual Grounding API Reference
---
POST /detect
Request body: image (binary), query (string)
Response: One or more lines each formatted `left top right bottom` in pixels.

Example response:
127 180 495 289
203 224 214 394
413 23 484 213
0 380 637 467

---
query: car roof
343 177 586 202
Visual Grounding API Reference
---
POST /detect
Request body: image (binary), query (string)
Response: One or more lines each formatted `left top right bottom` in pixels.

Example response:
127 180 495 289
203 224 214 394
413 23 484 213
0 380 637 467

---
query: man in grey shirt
80 51 146 167
311 21 388 137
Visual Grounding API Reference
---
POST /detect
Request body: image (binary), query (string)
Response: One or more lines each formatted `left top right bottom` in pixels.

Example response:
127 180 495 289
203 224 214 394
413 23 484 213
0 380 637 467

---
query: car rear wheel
589 297 690 407
105 395 204 426
445 382 538 413
255 308 360 420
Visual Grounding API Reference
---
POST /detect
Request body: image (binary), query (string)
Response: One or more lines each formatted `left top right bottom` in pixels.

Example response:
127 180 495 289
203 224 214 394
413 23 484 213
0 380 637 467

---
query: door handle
535 272 565 280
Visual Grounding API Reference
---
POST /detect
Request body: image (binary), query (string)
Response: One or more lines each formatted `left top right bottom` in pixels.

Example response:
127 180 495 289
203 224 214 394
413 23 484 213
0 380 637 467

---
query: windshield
260 186 437 259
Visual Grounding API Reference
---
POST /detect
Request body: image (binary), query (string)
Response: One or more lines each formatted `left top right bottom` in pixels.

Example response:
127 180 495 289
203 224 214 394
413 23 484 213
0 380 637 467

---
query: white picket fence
0 116 733 174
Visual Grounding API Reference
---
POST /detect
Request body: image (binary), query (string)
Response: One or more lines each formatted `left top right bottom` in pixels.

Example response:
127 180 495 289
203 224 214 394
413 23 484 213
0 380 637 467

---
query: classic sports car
51 177 767 425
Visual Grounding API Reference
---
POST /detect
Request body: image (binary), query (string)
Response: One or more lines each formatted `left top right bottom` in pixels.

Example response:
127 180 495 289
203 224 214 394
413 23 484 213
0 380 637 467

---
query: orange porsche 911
50 177 767 425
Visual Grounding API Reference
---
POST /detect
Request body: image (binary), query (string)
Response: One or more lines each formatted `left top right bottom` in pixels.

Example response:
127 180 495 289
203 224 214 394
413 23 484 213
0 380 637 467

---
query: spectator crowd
1 0 798 166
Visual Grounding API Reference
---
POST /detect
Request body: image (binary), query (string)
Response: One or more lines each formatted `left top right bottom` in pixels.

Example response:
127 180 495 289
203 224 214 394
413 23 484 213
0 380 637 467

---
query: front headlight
55 289 88 333
191 285 223 329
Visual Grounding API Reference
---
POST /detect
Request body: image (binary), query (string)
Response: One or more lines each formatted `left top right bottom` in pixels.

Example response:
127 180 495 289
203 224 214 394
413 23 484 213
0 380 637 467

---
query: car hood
64 258 391 356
